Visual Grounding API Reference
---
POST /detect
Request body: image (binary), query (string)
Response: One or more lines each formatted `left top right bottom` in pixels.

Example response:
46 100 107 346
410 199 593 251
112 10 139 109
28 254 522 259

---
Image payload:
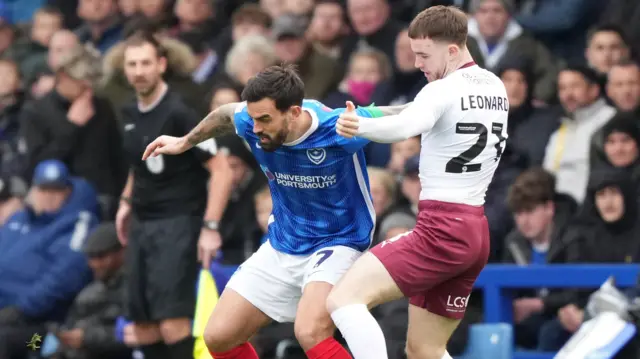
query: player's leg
207 240 301 358
326 251 405 359
405 304 459 359
204 288 272 358
295 245 363 359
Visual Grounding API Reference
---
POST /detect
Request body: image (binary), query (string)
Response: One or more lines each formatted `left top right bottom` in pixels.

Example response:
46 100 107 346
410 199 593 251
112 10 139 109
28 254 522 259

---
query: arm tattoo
376 103 411 116
186 103 238 146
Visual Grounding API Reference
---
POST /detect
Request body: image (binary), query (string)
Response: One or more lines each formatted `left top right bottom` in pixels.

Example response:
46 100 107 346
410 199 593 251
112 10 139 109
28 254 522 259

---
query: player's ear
289 105 302 118
448 44 459 58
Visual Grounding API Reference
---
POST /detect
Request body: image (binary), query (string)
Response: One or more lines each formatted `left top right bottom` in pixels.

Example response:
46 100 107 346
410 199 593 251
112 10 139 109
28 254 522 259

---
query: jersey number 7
445 122 506 173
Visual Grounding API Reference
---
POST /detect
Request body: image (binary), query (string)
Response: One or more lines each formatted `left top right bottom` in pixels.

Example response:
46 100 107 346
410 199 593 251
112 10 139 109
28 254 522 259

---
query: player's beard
135 77 159 97
259 116 290 152
260 129 288 152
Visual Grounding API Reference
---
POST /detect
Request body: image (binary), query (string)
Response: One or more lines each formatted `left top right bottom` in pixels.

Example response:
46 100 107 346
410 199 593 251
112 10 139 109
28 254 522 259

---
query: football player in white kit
327 6 509 359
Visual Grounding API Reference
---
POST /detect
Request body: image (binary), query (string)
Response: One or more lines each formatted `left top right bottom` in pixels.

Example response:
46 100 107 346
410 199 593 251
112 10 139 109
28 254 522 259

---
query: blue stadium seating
458 323 513 359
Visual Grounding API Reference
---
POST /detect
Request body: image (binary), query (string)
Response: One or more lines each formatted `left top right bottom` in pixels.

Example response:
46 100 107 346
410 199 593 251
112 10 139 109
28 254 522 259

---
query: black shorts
125 215 201 322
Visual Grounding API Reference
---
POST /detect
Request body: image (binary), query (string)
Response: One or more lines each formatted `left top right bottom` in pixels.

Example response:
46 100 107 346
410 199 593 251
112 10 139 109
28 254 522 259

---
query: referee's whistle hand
142 135 188 160
336 101 359 139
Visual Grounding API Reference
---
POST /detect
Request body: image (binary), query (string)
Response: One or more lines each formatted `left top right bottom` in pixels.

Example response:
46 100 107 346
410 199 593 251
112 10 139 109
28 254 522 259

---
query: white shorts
225 240 362 322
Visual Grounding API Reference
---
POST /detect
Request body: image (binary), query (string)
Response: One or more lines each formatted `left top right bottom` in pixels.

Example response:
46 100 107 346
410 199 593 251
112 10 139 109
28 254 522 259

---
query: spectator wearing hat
543 65 617 203
467 0 560 104
19 42 127 219
0 175 26 225
55 222 131 359
0 159 99 359
590 112 640 192
272 13 342 100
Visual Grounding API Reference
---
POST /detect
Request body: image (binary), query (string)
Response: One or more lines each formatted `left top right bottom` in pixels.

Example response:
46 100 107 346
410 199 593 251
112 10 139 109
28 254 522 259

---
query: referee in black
115 31 233 359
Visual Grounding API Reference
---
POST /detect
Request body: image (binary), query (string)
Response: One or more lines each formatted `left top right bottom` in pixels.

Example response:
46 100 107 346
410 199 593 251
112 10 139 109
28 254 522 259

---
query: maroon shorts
371 200 490 319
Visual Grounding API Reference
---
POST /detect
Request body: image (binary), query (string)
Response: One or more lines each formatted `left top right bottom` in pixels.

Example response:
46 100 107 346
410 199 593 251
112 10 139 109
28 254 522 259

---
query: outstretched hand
142 135 189 160
336 101 359 139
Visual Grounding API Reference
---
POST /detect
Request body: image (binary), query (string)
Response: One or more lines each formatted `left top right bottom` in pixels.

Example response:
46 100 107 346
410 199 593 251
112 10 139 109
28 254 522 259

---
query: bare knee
159 318 192 344
294 316 335 351
204 318 245 353
405 340 446 359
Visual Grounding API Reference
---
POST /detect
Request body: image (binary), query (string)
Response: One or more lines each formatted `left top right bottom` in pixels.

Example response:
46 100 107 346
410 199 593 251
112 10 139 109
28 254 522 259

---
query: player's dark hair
408 5 468 47
507 168 556 213
241 64 305 112
587 24 628 47
123 30 167 58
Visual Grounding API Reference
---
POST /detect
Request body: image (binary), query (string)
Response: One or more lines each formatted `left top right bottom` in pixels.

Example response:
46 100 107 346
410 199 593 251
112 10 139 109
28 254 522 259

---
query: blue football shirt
234 99 378 255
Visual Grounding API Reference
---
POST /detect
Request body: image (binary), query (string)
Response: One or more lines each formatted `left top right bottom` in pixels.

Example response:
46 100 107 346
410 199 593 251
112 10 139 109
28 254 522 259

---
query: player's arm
184 102 240 147
371 103 412 116
340 87 445 143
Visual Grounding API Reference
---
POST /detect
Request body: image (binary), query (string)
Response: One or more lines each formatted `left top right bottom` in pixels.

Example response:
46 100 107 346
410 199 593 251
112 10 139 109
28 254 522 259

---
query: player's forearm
186 102 239 146
204 155 233 222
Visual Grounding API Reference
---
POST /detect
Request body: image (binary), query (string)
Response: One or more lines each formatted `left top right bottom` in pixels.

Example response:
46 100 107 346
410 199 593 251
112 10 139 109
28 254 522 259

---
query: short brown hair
507 168 556 213
124 31 166 58
408 5 468 46
232 4 272 28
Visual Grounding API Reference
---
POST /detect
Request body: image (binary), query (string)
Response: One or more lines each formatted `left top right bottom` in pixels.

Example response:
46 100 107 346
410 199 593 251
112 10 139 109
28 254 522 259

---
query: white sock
331 304 388 359
442 350 452 359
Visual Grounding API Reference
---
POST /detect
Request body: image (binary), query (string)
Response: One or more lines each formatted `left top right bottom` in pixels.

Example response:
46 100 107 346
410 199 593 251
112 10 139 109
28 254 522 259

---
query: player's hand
115 202 131 246
336 101 359 139
198 228 222 269
142 135 190 160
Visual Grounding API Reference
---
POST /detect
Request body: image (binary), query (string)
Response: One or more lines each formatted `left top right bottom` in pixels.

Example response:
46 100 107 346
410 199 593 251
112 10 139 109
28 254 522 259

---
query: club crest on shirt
307 148 326 165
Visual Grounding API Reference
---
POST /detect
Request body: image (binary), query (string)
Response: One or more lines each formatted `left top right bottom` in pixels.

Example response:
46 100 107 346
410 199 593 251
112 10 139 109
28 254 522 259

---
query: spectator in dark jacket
538 168 640 351
590 112 640 191
75 0 124 54
20 42 126 219
503 167 578 348
0 160 98 359
498 59 561 166
56 222 130 359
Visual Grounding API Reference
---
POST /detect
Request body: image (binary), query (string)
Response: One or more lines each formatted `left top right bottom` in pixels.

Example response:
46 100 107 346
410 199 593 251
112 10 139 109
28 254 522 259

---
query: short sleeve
233 102 251 140
335 107 377 153
174 103 217 162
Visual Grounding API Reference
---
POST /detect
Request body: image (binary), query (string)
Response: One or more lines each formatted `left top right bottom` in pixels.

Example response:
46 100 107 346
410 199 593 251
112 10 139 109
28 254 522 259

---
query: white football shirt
357 63 509 205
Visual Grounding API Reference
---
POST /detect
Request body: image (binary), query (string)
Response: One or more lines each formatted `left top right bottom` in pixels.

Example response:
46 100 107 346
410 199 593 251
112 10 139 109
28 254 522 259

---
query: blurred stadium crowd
0 0 639 358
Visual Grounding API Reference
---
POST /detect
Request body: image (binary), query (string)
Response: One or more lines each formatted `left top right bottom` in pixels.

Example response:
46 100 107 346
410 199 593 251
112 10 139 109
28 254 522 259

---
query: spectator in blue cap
0 159 99 359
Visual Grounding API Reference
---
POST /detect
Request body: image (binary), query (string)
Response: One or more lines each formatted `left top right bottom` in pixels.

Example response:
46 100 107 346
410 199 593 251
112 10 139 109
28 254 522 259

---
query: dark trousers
0 322 46 359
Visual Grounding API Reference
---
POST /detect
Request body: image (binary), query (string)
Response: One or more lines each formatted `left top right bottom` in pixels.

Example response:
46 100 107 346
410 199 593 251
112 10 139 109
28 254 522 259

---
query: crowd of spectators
0 0 639 358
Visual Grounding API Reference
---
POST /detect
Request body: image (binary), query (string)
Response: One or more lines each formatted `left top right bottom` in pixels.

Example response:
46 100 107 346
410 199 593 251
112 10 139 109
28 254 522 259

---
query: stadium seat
457 323 513 359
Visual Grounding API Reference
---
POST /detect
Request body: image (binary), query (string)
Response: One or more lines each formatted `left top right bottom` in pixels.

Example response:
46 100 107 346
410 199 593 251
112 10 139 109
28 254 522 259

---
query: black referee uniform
121 88 217 322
